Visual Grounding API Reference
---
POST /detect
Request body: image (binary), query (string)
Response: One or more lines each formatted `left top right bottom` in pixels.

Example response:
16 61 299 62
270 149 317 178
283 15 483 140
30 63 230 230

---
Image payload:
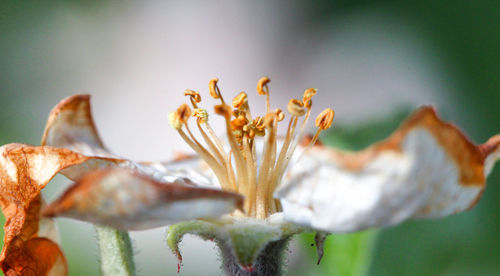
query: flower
0 78 499 275
0 95 243 275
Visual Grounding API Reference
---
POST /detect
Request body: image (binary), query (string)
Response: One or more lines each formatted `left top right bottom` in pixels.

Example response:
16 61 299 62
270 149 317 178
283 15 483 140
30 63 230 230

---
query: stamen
268 116 298 206
257 76 271 113
232 92 248 109
281 95 315 182
193 108 208 123
297 108 335 162
302 88 317 109
168 113 183 130
209 78 226 104
176 127 230 191
214 104 232 118
275 108 285 122
196 122 236 191
316 108 335 130
242 133 257 215
202 122 237 189
178 104 192 122
287 99 306 117
308 108 335 147
231 114 248 132
168 104 192 130
171 78 333 219
192 108 231 178
184 89 202 108
215 103 249 194
184 123 231 189
256 113 278 219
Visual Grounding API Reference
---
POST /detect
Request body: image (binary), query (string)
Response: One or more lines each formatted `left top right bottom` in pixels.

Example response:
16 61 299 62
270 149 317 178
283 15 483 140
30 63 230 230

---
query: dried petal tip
41 94 102 148
257 76 270 95
232 92 248 109
287 99 306 117
480 134 500 175
315 108 335 130
209 78 221 99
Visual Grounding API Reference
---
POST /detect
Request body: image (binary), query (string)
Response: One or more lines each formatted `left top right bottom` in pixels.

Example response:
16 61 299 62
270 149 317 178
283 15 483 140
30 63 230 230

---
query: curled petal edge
43 168 244 231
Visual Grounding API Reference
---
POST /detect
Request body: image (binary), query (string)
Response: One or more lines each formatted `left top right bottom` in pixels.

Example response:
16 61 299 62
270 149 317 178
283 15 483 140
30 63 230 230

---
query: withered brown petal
43 168 244 231
0 142 133 276
0 144 75 276
277 106 500 232
3 237 67 276
41 94 105 154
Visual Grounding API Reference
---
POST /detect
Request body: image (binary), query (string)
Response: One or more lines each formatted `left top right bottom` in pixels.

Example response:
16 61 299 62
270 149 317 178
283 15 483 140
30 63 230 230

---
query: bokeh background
1 0 499 275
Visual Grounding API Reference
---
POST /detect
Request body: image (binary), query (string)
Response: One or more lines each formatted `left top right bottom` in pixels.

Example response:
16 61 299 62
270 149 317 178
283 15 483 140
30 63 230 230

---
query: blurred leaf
299 231 378 276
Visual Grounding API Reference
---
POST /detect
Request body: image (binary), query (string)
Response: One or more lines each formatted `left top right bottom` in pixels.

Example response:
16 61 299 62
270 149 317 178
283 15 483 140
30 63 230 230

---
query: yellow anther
287 99 306 117
231 114 248 130
169 104 192 130
315 108 335 130
253 116 265 131
248 129 256 139
275 108 285 122
214 104 232 119
178 104 192 122
209 78 221 99
257 76 270 95
193 108 209 123
303 88 317 103
168 112 182 130
304 99 312 109
303 88 317 109
232 92 248 109
233 130 243 143
263 112 277 128
184 89 202 103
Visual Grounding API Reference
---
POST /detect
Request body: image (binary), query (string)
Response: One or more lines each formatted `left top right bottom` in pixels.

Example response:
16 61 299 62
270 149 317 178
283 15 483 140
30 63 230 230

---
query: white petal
276 107 500 232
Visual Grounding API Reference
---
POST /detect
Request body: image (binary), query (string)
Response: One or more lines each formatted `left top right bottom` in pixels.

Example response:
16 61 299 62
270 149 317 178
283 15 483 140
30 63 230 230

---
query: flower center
169 77 334 219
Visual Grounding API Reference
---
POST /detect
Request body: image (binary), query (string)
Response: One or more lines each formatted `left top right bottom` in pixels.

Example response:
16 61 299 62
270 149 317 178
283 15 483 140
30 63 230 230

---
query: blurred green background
1 0 499 275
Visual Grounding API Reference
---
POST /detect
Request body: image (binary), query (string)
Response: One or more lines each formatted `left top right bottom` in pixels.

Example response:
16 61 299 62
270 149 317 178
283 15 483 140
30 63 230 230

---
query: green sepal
166 215 305 271
224 221 283 267
166 220 218 264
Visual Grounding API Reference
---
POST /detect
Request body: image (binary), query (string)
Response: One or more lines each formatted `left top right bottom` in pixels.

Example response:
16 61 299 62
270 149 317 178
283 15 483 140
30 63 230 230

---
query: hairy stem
95 226 136 276
221 239 290 276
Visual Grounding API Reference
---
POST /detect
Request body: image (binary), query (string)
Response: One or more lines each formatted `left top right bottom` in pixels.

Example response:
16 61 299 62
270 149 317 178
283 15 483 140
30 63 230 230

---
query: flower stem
95 226 136 276
221 238 290 276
